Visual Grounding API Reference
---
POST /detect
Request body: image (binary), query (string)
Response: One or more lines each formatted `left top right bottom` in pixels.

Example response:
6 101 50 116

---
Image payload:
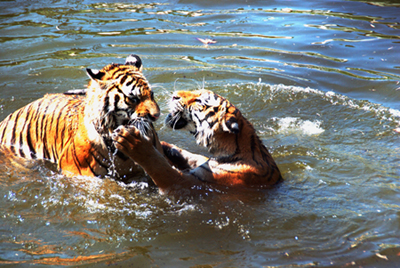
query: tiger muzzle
165 113 188 130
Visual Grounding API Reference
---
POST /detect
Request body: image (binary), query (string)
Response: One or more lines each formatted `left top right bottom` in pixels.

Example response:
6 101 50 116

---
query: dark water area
0 0 399 267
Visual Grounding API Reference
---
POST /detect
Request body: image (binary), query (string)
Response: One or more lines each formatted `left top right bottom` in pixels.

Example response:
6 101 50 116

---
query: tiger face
85 55 160 138
165 90 240 149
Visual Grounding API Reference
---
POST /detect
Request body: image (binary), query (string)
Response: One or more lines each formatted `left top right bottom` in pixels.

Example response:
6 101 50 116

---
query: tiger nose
148 110 160 121
152 111 160 120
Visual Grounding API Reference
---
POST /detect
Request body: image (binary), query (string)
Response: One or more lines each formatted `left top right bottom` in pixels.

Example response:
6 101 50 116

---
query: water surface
0 0 399 267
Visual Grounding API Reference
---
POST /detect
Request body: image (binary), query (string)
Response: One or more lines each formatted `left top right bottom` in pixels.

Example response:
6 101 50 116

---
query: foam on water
224 82 400 127
281 84 397 113
273 116 325 135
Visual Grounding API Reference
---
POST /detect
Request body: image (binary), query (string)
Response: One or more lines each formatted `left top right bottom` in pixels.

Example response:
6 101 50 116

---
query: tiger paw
112 126 154 159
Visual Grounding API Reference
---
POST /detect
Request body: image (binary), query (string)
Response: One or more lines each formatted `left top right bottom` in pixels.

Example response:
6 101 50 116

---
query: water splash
108 146 120 178
273 117 325 135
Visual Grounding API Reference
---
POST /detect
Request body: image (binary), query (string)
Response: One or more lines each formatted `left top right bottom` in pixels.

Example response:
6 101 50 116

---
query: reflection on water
0 0 400 267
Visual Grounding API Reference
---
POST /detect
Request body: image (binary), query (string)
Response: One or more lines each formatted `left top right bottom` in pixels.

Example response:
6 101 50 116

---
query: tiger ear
125 54 143 72
86 68 105 81
220 102 240 134
223 116 240 134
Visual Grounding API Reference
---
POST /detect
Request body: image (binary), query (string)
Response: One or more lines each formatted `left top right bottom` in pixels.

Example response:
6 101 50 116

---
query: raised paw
112 125 153 159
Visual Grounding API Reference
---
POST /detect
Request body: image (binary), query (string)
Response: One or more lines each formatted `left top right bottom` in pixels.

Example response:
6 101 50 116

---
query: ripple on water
1 71 400 267
0 0 399 266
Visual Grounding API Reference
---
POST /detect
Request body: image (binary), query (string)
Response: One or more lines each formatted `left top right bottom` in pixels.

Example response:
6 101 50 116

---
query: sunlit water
0 0 399 267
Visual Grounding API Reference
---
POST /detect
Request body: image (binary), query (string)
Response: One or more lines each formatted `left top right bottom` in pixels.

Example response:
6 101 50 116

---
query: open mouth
165 113 188 130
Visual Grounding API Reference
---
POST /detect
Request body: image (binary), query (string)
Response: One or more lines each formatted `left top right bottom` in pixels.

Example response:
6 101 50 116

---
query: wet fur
0 55 163 181
113 90 282 194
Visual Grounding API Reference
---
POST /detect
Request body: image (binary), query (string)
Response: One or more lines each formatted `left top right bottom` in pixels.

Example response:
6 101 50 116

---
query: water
1 0 400 267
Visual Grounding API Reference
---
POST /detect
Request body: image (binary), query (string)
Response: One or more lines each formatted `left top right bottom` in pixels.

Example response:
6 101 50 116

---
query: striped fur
0 55 163 181
112 90 282 194
164 90 282 187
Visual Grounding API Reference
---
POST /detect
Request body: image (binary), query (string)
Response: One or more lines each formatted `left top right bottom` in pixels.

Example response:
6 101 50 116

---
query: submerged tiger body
0 55 163 181
113 90 282 194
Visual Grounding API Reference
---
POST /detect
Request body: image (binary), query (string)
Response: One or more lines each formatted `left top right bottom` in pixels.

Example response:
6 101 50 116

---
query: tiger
0 54 163 181
112 89 282 194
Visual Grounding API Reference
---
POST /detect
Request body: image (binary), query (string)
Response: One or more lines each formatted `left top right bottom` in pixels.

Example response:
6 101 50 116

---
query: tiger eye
126 96 139 104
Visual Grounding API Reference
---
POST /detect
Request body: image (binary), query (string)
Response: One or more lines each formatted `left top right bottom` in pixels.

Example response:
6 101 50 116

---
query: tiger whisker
97 110 115 134
173 78 180 91
128 117 151 138
151 84 166 91
166 112 183 131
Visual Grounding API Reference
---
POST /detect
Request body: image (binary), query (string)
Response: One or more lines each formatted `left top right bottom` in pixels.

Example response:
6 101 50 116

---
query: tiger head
84 54 160 138
165 90 241 154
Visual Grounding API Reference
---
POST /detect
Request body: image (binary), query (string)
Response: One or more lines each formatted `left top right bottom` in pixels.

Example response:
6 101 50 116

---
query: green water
0 0 399 267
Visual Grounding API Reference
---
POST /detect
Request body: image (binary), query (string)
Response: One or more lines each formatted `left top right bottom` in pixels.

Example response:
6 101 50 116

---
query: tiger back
0 54 163 181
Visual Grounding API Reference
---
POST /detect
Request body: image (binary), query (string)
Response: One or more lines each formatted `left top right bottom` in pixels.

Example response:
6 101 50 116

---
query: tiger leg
113 126 205 193
161 141 209 170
